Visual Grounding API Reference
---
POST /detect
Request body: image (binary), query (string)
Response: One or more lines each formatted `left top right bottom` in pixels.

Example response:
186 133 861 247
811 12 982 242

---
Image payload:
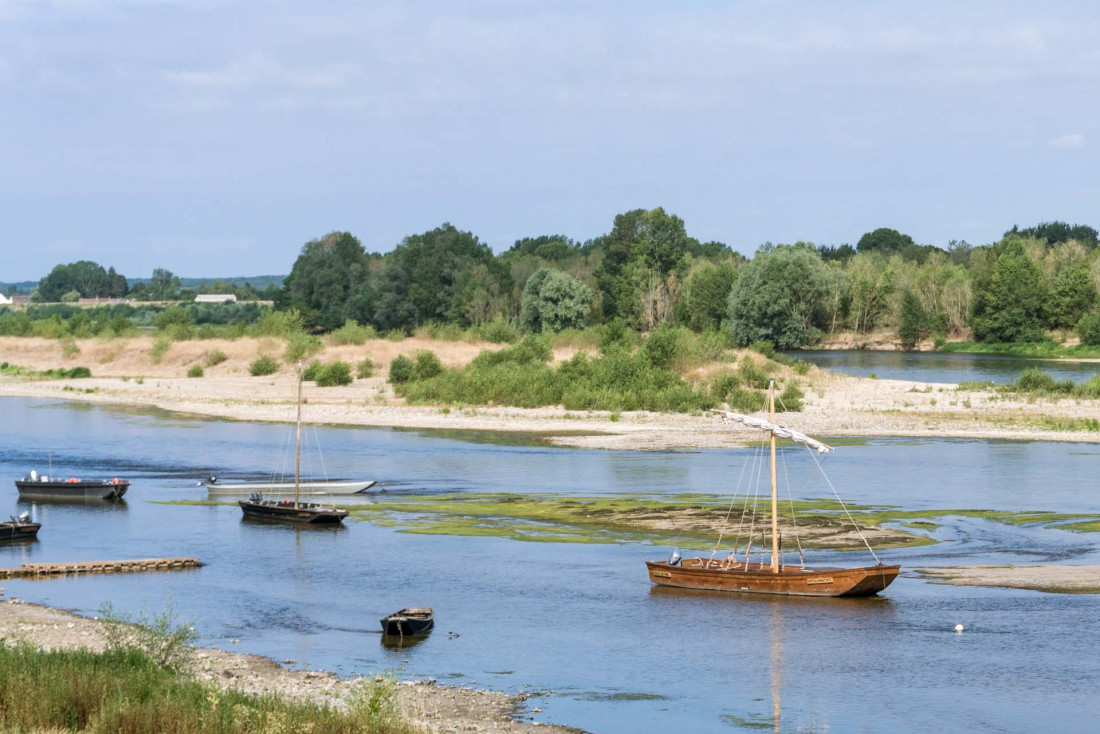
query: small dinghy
0 512 41 543
380 607 434 637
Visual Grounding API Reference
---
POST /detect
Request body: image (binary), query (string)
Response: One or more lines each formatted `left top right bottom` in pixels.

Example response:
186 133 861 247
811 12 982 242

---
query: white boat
206 478 376 496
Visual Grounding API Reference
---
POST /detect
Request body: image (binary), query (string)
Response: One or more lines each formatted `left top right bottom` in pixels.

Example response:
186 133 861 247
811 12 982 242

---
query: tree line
9 213 1100 348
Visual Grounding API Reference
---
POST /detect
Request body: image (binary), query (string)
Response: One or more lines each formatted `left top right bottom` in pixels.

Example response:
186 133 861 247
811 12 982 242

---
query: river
785 349 1100 384
1 396 1098 733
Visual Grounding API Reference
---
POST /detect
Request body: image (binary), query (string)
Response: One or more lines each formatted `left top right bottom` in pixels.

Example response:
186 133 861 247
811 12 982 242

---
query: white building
194 294 237 303
0 293 12 305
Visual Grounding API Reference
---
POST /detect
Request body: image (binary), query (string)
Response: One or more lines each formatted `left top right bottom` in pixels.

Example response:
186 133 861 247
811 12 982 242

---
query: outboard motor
208 475 217 484
668 548 682 566
17 512 30 523
248 493 261 502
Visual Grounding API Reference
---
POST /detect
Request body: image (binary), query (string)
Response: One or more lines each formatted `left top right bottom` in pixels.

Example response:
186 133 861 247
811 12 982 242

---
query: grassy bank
0 643 413 734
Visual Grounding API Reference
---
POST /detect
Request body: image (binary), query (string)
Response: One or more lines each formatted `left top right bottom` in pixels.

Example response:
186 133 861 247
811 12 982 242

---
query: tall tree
517 268 593 333
971 239 1047 342
728 244 831 348
282 232 371 330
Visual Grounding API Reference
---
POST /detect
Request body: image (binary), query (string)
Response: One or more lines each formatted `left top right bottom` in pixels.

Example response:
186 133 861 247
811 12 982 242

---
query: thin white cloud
1049 134 1085 148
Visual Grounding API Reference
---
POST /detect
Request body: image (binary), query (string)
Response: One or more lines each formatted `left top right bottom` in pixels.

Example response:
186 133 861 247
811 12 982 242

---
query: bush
150 336 172 364
1014 368 1073 394
284 332 323 363
1078 312 1100 346
251 308 305 338
249 354 279 376
356 358 374 379
388 355 414 383
327 319 376 345
414 350 444 380
204 349 228 367
302 360 323 381
777 381 804 412
478 317 519 344
186 364 204 378
642 326 682 370
749 340 776 358
315 361 353 387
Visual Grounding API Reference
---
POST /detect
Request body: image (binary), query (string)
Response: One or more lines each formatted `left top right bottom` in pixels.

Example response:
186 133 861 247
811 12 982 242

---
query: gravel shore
2 335 1099 450
0 596 578 733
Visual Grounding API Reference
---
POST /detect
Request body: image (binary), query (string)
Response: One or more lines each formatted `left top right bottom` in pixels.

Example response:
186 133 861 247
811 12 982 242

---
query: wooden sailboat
239 364 349 525
646 381 899 598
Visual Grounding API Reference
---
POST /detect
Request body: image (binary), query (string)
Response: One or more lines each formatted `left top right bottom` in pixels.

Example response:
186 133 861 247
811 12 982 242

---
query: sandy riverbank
2 335 1100 450
0 596 577 733
914 565 1100 594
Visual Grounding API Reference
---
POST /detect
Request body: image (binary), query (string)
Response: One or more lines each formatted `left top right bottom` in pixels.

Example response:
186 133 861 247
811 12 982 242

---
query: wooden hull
238 499 347 524
208 479 376 496
380 608 434 636
16 480 129 501
646 558 900 598
0 522 40 543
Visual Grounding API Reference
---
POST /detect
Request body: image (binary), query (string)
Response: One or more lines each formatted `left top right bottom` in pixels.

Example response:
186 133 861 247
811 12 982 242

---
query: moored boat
16 471 129 501
0 512 41 543
207 478 376 496
380 607 434 637
237 363 349 525
646 381 899 599
238 493 348 524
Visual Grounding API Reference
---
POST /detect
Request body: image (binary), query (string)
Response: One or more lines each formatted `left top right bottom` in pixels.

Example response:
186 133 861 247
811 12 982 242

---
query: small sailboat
239 364 349 525
646 381 899 598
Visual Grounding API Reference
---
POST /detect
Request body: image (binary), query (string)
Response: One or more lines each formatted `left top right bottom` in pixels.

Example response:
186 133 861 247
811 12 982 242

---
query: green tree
857 228 915 254
1006 221 1098 249
282 232 372 330
898 289 925 350
678 261 736 331
971 239 1047 342
1047 261 1096 329
728 244 831 349
35 261 123 302
517 268 594 333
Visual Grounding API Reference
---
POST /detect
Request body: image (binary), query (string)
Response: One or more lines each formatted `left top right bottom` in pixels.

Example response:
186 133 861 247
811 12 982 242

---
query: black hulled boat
16 471 129 500
380 608 434 637
1 512 41 543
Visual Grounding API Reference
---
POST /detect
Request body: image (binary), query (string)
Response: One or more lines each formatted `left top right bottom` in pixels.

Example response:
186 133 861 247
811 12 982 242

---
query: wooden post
295 361 302 509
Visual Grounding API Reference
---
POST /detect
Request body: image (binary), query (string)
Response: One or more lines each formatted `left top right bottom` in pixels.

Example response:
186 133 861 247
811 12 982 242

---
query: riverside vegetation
0 604 414 734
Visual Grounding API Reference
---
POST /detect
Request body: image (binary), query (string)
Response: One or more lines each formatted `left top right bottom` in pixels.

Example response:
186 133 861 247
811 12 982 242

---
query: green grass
0 644 414 734
0 362 92 379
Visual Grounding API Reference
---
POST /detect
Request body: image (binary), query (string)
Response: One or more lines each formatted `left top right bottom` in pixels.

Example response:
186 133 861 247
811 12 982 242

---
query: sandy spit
2 336 1100 450
0 597 578 734
913 565 1100 594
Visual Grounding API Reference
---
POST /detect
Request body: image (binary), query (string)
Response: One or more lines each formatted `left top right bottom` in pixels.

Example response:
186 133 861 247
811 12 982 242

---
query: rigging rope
802 442 881 563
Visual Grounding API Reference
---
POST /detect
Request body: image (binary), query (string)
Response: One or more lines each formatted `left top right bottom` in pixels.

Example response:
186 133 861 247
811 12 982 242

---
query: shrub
749 340 776 358
414 350 444 380
479 317 519 344
249 354 279 376
284 332 323 363
1014 368 1073 394
356 357 374 379
60 338 80 359
1078 312 1100 346
327 319 376 345
388 355 414 383
204 349 228 367
302 359 323 381
251 308 304 338
777 381 804 412
150 336 172 364
642 326 681 370
315 361 353 387
98 600 196 672
186 364 204 378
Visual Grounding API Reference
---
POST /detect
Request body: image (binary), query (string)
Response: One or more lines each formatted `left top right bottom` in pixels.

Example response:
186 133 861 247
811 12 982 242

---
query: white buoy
955 623 965 633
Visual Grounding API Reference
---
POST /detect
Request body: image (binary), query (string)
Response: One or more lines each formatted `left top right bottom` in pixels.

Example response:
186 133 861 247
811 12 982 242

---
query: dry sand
914 565 1100 593
0 596 577 733
2 336 1099 450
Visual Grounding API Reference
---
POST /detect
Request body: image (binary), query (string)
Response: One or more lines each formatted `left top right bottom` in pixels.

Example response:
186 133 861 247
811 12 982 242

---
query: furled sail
714 411 833 454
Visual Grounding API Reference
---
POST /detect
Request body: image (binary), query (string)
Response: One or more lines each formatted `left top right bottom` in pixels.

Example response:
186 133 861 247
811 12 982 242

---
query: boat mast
769 380 779 573
295 361 302 509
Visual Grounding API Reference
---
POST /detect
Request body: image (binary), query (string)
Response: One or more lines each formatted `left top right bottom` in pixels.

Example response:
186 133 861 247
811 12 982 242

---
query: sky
1 0 1098 280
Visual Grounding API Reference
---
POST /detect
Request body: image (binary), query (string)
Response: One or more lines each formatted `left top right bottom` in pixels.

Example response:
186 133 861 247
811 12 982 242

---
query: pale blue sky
2 0 1097 279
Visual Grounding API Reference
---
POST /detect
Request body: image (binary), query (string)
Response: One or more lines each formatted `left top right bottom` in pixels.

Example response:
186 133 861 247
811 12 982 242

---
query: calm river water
2 396 1099 733
785 349 1100 384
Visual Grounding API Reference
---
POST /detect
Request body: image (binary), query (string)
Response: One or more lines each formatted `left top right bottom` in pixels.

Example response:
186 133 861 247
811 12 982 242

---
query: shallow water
785 349 1100 384
1 397 1099 733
